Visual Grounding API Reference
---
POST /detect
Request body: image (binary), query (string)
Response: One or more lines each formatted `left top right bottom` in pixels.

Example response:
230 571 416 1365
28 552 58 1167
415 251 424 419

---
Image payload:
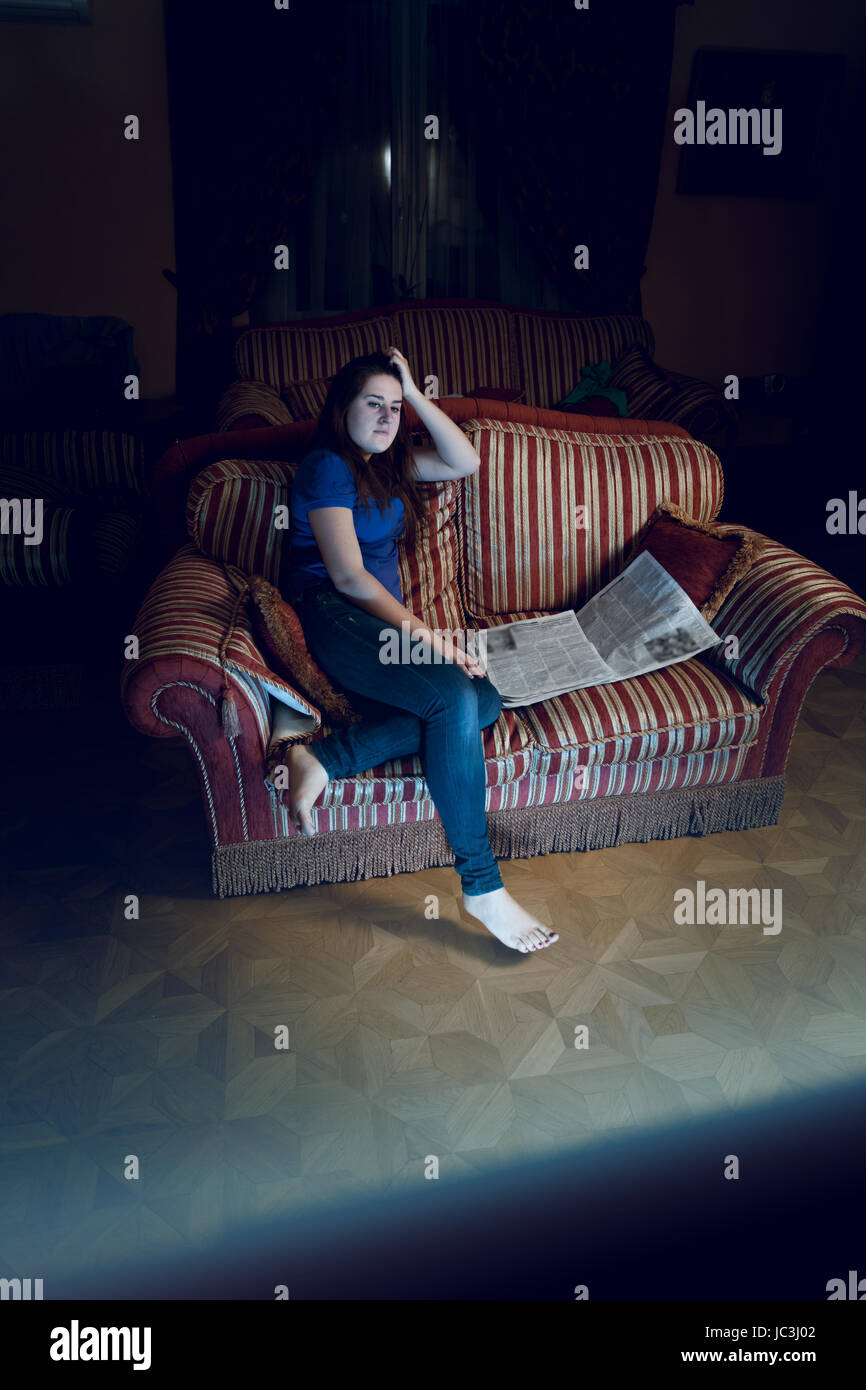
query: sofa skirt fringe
211 774 786 899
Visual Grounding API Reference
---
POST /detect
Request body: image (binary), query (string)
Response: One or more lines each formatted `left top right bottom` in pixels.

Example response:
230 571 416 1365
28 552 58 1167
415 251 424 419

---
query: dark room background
2 0 863 414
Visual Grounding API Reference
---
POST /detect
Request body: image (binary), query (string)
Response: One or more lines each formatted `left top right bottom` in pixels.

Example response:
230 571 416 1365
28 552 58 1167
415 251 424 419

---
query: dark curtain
164 0 685 414
463 0 682 315
163 0 367 418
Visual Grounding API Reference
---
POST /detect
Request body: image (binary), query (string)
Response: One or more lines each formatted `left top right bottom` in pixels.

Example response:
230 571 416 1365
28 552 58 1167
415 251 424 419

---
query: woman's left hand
385 345 421 400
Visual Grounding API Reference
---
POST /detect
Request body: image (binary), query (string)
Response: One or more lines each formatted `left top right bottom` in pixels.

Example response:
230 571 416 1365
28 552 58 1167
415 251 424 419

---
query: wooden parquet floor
1 654 864 1282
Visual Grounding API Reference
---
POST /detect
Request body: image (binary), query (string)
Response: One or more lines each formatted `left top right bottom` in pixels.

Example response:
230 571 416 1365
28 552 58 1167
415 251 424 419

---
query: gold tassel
220 678 241 739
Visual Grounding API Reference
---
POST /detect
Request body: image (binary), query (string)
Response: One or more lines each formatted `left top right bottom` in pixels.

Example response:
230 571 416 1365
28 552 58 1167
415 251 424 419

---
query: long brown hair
306 352 429 546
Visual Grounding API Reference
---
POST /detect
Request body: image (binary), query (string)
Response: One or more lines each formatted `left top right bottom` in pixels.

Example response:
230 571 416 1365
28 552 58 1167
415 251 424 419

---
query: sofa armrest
702 529 866 704
660 366 738 449
121 541 321 741
215 379 293 432
120 543 321 857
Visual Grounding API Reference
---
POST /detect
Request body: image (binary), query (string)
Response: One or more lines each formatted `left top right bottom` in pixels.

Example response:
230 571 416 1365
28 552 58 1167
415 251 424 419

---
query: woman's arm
387 346 480 479
307 505 485 678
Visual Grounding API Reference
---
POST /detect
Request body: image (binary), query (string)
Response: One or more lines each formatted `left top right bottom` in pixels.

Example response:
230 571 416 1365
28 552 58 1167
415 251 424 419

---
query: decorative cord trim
150 678 249 847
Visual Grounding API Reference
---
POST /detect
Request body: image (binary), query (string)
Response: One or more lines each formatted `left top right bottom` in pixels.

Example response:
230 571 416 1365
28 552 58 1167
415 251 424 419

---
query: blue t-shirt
284 449 405 603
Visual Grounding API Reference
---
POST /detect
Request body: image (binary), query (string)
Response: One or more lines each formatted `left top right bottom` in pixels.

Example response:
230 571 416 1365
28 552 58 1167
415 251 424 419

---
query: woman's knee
420 663 481 724
476 677 503 729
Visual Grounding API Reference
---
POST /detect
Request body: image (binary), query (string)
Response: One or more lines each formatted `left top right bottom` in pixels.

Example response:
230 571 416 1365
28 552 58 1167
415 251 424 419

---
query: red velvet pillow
629 502 754 620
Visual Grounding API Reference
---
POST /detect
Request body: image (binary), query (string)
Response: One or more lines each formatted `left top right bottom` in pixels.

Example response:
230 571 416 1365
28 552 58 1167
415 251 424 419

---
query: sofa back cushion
234 312 398 389
185 455 468 633
392 303 520 395
455 419 724 619
513 311 654 410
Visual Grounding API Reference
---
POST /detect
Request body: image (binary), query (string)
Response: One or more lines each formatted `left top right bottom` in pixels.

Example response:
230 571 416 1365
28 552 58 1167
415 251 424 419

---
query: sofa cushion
267 695 534 808
455 419 725 619
513 310 654 410
512 654 762 772
234 312 398 390
392 303 520 395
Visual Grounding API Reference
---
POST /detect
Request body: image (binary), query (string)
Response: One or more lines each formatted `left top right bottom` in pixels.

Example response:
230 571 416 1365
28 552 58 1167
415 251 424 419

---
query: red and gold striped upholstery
234 313 398 389
223 300 693 435
1 429 146 498
703 528 866 700
391 303 520 395
513 310 654 409
215 379 291 432
0 454 145 587
187 459 294 584
512 657 761 772
280 377 331 421
119 542 319 752
455 419 724 618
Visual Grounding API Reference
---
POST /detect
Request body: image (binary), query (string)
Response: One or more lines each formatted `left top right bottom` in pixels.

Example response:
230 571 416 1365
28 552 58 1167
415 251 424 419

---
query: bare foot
461 887 559 954
287 743 330 835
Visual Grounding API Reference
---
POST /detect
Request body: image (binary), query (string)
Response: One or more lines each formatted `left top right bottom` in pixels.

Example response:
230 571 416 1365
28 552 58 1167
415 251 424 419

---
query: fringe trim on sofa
211 775 786 899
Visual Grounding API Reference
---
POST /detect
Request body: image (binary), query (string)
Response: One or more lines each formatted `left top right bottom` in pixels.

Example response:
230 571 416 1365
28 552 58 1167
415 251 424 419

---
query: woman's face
345 373 403 460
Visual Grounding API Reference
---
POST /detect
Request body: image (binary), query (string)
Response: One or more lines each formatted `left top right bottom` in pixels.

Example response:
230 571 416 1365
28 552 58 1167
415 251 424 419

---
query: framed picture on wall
676 47 844 198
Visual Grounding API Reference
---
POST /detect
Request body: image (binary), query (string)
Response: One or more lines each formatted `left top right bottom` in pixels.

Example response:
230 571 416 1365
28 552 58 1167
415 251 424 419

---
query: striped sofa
214 297 736 450
122 406 866 899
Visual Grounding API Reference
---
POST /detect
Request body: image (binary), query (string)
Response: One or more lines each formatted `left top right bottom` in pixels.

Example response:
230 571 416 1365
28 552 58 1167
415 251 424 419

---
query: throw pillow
247 574 366 724
629 502 754 620
608 344 693 422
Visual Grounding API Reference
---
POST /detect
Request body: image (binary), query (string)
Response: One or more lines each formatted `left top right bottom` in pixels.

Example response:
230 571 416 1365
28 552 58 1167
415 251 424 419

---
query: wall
0 0 176 399
641 0 865 386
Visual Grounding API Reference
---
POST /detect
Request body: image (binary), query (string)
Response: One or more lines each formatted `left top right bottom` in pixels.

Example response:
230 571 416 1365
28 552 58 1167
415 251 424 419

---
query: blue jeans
292 580 505 896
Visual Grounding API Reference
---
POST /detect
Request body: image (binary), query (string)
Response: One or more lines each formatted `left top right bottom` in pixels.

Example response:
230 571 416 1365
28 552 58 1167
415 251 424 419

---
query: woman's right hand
422 628 486 679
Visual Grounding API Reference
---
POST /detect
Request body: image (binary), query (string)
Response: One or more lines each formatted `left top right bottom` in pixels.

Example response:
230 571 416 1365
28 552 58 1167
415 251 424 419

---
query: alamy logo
674 880 782 935
0 497 43 545
49 1320 152 1371
674 100 783 156
826 1270 866 1299
0 1277 43 1299
378 622 487 666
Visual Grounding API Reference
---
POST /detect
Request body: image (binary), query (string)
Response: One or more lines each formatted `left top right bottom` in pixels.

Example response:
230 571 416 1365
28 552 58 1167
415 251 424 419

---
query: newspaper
470 550 722 709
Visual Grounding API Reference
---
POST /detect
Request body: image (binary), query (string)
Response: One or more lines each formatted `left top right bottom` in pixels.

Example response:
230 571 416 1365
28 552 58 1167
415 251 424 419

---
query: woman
283 347 557 955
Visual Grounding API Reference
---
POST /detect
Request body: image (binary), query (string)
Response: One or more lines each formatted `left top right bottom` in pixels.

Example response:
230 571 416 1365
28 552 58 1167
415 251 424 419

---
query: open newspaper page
475 551 722 709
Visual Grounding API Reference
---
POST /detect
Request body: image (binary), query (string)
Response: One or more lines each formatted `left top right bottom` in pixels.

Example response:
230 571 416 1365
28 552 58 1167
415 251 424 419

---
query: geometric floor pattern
1 653 864 1281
